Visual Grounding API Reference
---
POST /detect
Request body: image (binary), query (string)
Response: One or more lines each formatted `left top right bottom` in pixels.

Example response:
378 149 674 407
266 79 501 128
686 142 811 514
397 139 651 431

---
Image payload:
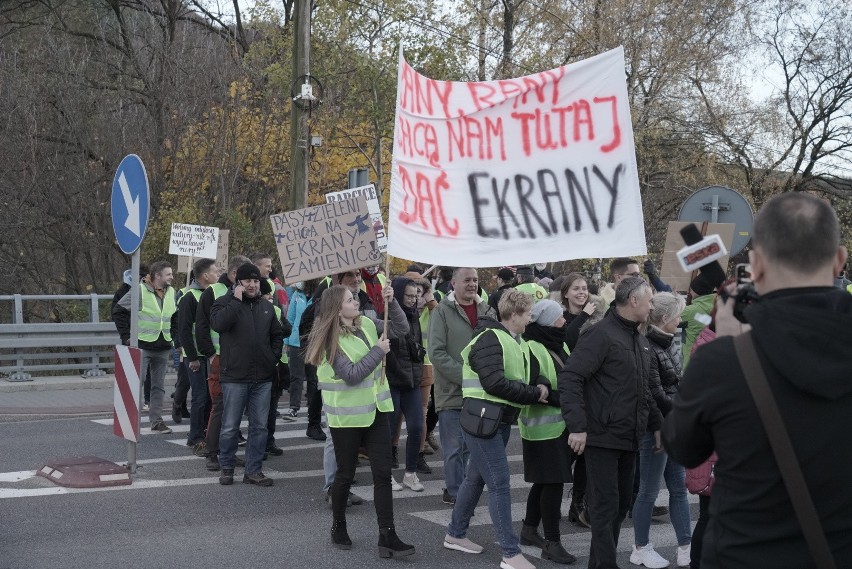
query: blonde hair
498 288 534 320
649 292 686 328
305 285 359 366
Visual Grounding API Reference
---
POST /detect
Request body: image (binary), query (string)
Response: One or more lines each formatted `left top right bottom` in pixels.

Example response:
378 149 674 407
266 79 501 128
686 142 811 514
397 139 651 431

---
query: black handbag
460 397 504 439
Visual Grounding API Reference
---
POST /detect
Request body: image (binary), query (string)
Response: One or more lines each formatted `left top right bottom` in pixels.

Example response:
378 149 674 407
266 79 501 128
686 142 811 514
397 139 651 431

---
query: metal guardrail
0 294 119 381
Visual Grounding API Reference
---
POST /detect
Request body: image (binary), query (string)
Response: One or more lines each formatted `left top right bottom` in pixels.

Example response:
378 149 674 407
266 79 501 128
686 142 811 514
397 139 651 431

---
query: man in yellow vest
112 260 178 434
177 258 220 454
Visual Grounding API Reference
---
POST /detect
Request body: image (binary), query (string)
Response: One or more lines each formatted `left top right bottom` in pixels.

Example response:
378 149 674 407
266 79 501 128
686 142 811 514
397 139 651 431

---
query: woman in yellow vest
443 289 550 569
519 299 577 564
305 284 415 558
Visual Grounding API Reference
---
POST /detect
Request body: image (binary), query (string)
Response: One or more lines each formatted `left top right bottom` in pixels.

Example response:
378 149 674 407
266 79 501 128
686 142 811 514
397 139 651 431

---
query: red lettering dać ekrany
510 96 623 156
446 116 507 162
399 61 453 118
398 165 460 237
397 116 441 167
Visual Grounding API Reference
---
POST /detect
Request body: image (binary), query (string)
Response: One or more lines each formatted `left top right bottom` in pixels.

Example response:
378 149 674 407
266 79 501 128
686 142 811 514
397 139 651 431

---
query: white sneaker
630 543 670 568
500 553 536 569
402 472 424 492
443 534 484 554
676 544 691 567
391 475 403 491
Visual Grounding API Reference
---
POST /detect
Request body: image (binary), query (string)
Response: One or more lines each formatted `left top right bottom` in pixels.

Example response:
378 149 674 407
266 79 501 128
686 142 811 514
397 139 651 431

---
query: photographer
663 193 852 568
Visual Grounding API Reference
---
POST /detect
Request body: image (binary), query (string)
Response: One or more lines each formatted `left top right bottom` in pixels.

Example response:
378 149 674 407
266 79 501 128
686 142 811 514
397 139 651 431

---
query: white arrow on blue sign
111 155 150 255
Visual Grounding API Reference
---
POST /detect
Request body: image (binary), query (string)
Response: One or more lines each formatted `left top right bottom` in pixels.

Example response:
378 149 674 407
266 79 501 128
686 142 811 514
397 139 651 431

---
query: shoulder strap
733 333 837 569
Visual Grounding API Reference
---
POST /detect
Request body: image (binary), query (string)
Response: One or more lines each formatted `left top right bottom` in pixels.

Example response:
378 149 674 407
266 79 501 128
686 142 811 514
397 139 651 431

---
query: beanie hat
235 263 261 282
690 272 716 296
530 299 564 326
516 266 534 279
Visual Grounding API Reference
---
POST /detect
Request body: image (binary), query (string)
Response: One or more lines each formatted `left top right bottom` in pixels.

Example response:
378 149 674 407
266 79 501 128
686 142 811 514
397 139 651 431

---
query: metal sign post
111 154 150 476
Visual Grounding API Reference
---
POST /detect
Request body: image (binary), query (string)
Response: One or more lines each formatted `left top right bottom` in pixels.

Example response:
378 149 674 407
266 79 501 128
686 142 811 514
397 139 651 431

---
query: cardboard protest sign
270 196 381 283
325 184 388 252
388 46 646 266
177 229 229 274
660 222 735 293
168 223 219 259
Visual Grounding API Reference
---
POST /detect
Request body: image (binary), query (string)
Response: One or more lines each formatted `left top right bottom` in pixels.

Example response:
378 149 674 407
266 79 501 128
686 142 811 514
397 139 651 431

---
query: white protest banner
388 46 647 266
168 223 219 259
270 196 381 283
325 184 388 252
177 229 229 274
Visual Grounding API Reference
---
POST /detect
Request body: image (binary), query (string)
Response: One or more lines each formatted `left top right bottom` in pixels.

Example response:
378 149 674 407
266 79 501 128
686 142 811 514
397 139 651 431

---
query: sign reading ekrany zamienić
388 47 647 266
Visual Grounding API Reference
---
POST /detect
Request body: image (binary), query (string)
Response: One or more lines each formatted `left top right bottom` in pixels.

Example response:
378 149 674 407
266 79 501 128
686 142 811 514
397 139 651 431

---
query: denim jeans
633 432 692 546
584 446 636 569
185 360 210 445
219 381 271 475
438 409 468 497
140 349 169 424
448 424 519 557
390 386 424 473
287 345 317 412
173 358 190 408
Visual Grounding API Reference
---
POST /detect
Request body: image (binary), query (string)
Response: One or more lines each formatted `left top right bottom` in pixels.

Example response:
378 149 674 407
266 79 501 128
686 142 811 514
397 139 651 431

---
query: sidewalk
0 372 175 417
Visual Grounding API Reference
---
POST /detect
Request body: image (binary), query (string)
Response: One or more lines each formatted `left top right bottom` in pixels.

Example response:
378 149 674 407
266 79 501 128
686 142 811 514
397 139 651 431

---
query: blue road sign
111 155 150 255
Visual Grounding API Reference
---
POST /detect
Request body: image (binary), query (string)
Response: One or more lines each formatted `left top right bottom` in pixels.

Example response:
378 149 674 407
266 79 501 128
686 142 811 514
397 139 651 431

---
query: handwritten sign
168 223 219 259
325 184 388 252
388 46 647 266
270 196 381 282
177 229 229 274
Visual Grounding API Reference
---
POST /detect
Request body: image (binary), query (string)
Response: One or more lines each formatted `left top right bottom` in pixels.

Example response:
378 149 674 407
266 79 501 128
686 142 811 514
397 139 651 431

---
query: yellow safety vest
273 305 289 364
519 340 567 441
515 282 548 303
138 284 177 343
419 307 432 366
461 327 528 408
207 283 228 354
317 318 393 427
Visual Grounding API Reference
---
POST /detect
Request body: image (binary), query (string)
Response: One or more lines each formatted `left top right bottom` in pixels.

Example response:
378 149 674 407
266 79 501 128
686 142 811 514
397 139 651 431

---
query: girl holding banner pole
306 282 415 558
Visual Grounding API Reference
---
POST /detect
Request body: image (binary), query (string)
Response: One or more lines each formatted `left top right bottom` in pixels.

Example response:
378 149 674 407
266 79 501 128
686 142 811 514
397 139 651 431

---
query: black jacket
562 310 591 352
195 273 233 358
558 308 662 451
663 288 852 569
177 283 204 362
387 279 425 391
467 318 545 424
487 284 513 318
210 291 284 383
646 325 681 416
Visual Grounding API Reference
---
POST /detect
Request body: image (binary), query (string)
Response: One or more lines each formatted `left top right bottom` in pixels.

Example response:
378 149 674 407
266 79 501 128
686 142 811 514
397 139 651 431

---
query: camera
719 263 760 323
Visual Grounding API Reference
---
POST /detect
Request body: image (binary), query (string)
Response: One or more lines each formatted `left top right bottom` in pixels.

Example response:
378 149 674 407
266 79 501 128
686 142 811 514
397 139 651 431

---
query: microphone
678 224 727 288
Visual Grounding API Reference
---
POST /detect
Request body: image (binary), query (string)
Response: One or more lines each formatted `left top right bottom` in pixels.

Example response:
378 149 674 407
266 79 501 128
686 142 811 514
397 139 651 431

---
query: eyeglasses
625 271 641 278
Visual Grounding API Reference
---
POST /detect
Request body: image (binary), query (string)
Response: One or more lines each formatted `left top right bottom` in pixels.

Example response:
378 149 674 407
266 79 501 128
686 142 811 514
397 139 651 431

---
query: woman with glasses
386 277 427 492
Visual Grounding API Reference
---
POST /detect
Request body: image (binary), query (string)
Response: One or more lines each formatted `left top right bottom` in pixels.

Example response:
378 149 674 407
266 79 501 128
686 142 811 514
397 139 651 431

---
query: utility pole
289 0 312 211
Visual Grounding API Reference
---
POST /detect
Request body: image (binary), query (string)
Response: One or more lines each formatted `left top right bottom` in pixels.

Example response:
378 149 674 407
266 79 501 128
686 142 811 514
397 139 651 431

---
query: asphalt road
0 410 694 569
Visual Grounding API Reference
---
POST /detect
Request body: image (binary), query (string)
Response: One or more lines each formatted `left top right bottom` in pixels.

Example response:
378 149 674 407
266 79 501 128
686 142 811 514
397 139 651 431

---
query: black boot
542 540 577 565
519 520 545 548
377 526 415 558
391 446 399 469
331 519 352 550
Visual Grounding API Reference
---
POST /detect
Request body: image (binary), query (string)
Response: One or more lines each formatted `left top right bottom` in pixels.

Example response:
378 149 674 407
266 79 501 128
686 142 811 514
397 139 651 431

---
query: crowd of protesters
113 193 852 569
